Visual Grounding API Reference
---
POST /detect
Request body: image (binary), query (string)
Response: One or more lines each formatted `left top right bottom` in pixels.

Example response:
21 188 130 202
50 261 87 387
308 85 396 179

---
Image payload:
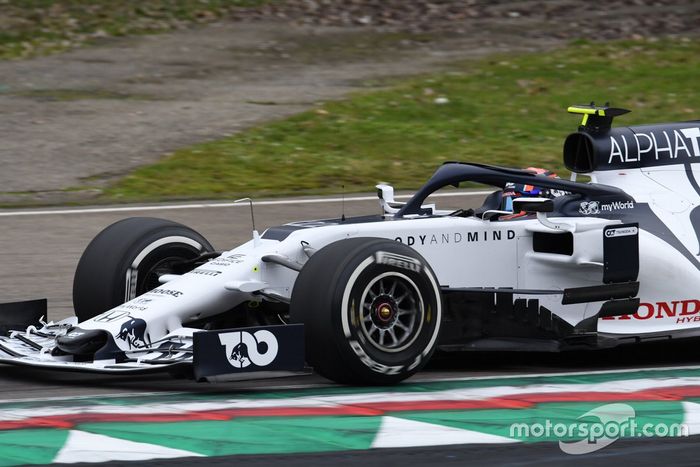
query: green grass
0 0 273 60
103 38 700 202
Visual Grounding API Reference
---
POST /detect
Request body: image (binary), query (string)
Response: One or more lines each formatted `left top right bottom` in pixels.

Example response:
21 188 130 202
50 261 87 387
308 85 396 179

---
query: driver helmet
501 167 557 214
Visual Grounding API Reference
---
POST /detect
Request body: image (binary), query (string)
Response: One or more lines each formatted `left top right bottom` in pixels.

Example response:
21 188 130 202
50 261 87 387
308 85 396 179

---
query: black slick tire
290 237 442 385
72 217 214 322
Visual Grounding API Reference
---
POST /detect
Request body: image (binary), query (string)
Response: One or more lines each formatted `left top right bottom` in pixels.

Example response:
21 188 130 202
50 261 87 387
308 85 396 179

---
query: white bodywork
77 213 616 349
596 166 700 334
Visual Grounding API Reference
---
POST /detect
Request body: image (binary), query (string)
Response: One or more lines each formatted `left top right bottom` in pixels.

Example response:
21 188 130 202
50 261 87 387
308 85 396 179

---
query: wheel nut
379 305 392 319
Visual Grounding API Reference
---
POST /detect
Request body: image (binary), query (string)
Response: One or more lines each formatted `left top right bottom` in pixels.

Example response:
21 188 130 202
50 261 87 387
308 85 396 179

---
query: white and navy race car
1 103 699 385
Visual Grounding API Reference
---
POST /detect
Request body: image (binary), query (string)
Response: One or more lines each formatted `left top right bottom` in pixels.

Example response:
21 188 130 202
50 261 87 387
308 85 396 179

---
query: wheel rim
127 244 203 300
359 272 424 353
138 256 185 295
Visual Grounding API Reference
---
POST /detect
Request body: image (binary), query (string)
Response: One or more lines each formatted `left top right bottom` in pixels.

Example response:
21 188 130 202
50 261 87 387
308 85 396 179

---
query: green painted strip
0 429 68 466
62 401 691 460
0 399 693 465
78 415 382 456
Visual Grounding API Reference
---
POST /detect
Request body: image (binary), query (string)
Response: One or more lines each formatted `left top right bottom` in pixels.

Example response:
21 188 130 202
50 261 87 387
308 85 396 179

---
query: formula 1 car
1 104 699 385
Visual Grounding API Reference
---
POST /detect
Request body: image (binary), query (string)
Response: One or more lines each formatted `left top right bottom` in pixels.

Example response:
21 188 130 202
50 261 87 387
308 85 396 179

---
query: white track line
2 363 698 405
0 191 493 217
411 364 700 383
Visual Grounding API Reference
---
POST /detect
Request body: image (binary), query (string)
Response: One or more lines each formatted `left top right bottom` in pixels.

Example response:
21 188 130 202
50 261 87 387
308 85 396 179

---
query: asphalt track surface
88 437 700 467
2 191 700 465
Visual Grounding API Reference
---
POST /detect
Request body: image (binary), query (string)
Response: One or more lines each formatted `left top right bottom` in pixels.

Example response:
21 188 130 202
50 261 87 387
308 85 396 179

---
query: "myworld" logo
579 200 635 215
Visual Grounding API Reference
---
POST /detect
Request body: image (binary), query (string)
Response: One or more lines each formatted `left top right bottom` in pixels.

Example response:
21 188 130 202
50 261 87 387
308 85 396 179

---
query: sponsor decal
602 201 635 211
190 269 222 277
218 330 279 368
579 201 600 215
94 309 131 323
349 339 418 375
208 253 246 267
579 201 635 215
605 226 639 238
602 299 700 323
116 304 146 312
374 251 422 273
115 297 153 313
550 189 570 198
394 230 515 246
193 325 304 379
146 288 183 298
116 318 150 349
608 127 700 164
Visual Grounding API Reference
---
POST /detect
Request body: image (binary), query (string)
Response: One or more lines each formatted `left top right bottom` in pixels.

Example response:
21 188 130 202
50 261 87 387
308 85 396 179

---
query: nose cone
56 327 109 355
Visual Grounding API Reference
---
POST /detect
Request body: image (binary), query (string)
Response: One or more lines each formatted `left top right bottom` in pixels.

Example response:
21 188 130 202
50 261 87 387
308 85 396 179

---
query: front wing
0 312 307 381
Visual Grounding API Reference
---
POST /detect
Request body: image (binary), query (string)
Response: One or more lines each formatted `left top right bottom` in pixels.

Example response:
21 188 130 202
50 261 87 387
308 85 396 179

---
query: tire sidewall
332 240 442 381
119 232 208 302
73 218 213 322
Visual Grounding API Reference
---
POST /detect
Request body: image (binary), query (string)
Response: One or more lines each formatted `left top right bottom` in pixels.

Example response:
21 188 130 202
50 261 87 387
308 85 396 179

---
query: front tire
73 217 214 322
290 237 442 385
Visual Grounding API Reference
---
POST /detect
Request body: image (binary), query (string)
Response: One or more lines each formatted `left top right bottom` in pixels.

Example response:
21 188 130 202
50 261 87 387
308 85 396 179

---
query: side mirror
512 197 554 213
376 183 403 214
376 183 395 203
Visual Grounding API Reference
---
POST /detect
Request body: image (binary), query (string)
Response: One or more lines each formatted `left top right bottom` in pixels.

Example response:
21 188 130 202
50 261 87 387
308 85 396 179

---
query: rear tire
73 217 214 322
290 237 442 385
